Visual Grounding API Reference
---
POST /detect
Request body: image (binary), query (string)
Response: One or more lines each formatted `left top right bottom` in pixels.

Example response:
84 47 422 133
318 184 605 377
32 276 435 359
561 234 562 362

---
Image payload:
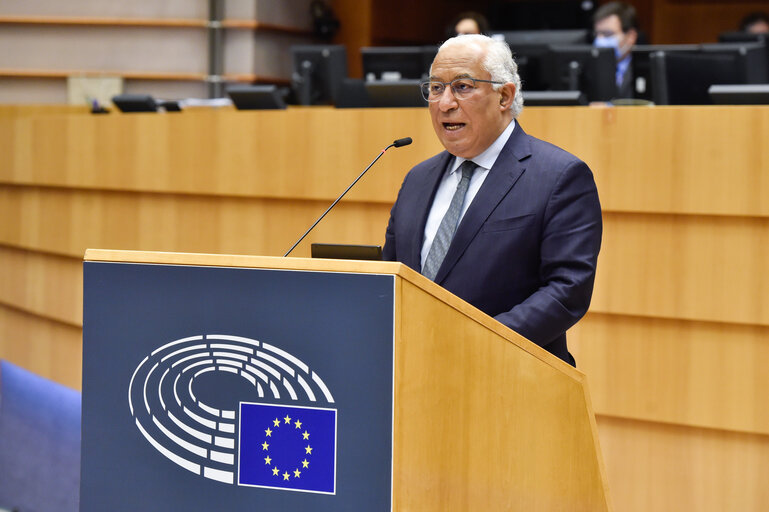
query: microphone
283 137 413 257
393 137 412 147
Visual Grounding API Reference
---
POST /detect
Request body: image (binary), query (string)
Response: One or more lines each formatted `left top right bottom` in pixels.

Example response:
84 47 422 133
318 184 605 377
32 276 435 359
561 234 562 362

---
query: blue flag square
238 402 337 494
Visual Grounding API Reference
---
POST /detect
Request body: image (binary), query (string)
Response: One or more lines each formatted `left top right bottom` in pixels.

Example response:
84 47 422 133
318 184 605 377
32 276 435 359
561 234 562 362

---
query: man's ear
499 83 516 110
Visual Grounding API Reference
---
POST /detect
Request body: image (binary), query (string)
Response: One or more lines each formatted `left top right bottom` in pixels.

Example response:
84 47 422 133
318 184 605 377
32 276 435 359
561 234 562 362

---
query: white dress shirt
420 119 517 269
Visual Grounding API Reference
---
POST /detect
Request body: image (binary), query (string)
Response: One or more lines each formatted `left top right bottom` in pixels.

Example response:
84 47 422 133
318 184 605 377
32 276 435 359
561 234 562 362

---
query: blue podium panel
82 262 395 511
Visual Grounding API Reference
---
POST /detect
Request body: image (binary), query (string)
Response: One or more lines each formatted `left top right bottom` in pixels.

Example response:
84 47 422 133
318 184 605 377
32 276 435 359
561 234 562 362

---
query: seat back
0 360 81 512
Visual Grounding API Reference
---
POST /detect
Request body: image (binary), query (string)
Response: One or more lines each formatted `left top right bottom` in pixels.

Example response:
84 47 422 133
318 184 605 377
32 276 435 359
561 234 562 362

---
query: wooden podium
81 249 611 511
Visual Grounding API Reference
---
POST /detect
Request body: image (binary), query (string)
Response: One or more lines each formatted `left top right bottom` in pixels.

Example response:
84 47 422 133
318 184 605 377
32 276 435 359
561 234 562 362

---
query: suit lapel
433 125 533 284
408 151 454 271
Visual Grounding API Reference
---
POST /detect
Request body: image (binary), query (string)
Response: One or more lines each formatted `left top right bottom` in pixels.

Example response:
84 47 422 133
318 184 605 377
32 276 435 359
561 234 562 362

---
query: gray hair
434 34 524 118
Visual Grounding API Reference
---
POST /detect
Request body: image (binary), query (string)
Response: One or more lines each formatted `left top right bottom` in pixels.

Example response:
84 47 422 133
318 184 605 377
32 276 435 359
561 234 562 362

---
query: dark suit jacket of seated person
383 34 602 366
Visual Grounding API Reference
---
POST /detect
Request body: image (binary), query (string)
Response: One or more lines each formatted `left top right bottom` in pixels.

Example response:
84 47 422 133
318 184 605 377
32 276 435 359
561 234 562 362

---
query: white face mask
594 34 626 59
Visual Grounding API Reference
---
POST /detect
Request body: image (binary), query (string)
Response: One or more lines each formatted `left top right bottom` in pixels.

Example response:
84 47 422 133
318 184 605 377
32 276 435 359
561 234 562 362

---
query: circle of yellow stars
261 413 312 482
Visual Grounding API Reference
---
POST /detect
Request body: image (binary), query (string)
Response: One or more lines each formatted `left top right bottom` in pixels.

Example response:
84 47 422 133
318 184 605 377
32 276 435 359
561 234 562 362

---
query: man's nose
437 86 458 111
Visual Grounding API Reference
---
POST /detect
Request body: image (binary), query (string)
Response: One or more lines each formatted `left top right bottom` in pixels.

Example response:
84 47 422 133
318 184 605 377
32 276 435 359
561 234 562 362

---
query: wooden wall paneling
0 305 82 390
370 0 462 45
0 108 437 200
4 106 769 217
0 186 393 259
519 106 769 217
593 212 769 326
0 105 88 116
570 313 769 434
0 245 82 327
6 186 769 325
596 415 769 511
331 0 374 78
650 0 769 44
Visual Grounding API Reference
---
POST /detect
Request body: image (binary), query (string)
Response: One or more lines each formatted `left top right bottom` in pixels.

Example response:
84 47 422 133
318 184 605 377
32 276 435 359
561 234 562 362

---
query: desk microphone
283 137 413 257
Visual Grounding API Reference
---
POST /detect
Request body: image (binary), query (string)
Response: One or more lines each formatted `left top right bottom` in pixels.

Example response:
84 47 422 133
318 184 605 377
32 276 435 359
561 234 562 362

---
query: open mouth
443 122 466 131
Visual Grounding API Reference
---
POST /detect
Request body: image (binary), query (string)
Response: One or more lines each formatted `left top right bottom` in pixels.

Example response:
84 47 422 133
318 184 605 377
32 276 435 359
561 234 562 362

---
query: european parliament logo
127 333 338 492
239 402 336 494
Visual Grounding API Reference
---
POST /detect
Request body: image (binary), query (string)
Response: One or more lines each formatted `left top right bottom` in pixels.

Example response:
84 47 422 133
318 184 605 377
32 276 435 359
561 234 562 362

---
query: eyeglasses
419 78 504 102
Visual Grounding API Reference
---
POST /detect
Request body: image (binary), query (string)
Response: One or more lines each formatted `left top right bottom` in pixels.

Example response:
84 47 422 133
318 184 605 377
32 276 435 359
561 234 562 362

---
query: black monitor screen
112 94 157 113
361 46 437 81
652 47 762 105
291 44 347 105
365 80 425 108
499 29 589 47
630 45 700 101
547 45 615 101
503 30 589 91
701 42 768 84
718 31 767 44
227 85 286 110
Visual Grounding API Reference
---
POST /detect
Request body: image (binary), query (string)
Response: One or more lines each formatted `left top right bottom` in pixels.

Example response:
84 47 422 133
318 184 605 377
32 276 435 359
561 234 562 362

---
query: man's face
594 14 636 60
428 42 514 159
747 20 769 34
455 18 480 35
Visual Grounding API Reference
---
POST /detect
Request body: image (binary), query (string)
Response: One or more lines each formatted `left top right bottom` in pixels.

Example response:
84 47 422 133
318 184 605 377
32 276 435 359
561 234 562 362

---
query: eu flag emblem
238 402 337 494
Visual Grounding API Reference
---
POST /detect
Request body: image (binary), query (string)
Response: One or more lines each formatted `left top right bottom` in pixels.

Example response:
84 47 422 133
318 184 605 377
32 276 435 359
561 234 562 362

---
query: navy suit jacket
383 123 602 365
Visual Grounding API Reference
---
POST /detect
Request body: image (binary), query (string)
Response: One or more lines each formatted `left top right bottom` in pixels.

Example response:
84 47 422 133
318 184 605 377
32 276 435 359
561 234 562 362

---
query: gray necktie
422 160 477 281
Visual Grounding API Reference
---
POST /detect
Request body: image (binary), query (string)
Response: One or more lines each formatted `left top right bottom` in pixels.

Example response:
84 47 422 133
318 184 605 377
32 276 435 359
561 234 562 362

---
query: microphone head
393 137 413 148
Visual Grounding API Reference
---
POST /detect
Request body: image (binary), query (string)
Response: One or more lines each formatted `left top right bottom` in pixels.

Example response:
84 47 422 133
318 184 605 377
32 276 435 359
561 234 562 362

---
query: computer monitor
500 29 590 46
522 90 585 106
630 45 700 102
227 85 287 110
716 32 769 71
421 46 439 73
112 94 158 112
650 44 768 105
717 31 768 44
311 243 383 261
547 45 615 102
501 30 590 91
361 46 437 81
290 44 347 106
701 42 768 83
709 84 769 105
364 80 425 108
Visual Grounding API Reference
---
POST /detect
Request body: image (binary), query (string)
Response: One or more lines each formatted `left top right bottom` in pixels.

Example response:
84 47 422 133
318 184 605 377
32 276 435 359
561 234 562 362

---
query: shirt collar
450 119 516 173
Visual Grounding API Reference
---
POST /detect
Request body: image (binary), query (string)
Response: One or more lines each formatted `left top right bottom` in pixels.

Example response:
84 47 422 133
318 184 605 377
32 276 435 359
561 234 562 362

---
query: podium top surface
85 248 409 277
84 249 582 379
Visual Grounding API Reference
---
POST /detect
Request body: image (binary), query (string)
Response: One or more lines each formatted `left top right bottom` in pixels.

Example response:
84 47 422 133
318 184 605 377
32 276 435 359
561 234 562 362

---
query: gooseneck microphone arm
283 137 413 257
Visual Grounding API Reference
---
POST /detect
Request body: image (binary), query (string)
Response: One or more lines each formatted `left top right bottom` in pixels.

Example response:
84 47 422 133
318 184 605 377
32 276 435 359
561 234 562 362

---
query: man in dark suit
593 2 639 99
383 34 602 366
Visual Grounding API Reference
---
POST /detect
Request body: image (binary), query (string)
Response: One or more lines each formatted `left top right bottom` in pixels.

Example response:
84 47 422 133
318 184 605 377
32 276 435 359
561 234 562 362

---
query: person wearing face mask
593 2 639 99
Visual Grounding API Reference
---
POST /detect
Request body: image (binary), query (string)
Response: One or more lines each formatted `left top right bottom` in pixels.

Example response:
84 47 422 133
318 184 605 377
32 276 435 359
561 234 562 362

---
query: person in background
383 34 602 366
446 11 490 38
593 2 638 99
740 11 769 34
